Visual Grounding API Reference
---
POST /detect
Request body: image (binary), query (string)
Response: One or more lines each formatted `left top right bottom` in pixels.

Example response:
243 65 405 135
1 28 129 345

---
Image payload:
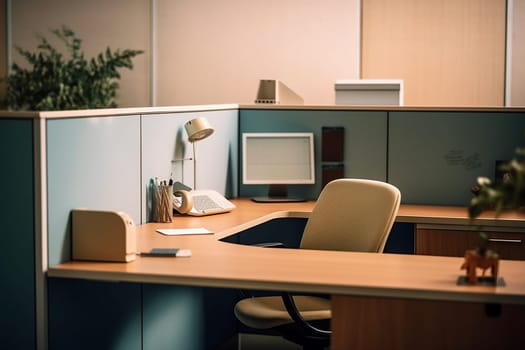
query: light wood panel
361 0 506 106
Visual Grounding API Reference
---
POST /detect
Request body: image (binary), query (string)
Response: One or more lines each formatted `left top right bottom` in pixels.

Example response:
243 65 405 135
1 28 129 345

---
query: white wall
8 0 525 107
155 0 360 105
10 0 360 107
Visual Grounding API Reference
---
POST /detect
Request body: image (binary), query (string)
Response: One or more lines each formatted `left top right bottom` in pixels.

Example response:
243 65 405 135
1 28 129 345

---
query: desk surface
48 200 525 305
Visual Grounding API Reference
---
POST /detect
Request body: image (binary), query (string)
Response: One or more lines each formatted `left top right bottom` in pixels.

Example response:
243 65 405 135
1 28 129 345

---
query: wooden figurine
461 249 499 284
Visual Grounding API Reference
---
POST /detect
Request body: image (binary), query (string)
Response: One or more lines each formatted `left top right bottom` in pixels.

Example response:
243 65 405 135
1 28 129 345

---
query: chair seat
234 296 331 329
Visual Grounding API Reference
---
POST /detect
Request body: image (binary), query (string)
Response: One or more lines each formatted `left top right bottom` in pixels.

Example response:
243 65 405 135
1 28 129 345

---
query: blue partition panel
47 115 141 265
389 111 525 205
48 278 141 350
50 282 237 350
141 109 238 223
143 284 237 350
0 118 35 349
239 109 388 199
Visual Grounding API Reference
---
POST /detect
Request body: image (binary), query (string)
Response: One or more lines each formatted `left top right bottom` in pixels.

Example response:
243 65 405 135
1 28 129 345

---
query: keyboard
193 195 222 212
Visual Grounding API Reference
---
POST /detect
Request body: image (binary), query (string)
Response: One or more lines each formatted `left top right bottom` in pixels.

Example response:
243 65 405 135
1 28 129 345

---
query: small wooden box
72 209 136 262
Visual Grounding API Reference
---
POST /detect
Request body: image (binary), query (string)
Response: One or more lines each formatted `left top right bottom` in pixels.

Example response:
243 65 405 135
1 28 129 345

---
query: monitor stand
251 184 307 203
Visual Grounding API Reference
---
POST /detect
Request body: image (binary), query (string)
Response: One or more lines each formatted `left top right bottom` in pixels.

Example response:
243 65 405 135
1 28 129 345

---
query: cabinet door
332 294 525 350
416 229 525 260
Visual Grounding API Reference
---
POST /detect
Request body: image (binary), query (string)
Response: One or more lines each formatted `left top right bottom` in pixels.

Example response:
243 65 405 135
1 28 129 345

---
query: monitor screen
242 132 315 201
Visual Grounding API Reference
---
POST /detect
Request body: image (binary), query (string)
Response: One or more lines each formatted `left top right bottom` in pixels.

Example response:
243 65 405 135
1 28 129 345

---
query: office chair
234 178 401 350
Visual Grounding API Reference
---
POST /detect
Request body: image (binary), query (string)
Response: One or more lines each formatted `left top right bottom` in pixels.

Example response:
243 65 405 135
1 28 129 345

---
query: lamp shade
184 117 214 142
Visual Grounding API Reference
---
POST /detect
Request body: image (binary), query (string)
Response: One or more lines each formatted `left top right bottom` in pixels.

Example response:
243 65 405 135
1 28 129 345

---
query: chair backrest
300 178 401 252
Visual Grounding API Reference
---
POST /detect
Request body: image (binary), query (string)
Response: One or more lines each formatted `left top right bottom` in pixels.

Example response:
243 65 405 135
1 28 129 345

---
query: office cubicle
2 105 524 349
45 106 239 349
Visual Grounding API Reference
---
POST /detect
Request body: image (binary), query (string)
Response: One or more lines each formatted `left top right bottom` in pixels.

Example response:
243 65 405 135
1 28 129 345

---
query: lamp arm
192 142 197 190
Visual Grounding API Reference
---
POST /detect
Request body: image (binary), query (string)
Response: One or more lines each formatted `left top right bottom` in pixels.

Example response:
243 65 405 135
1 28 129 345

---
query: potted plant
1 26 143 110
469 144 525 218
462 142 525 283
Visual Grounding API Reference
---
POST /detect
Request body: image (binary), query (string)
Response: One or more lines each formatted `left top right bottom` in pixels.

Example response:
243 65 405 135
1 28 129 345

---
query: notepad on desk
156 228 213 236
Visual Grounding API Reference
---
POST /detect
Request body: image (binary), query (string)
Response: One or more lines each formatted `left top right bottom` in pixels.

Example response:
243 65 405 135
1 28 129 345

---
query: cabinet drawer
416 229 525 260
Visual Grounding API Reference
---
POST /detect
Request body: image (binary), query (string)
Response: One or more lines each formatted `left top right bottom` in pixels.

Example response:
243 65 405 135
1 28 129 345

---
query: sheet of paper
156 228 213 236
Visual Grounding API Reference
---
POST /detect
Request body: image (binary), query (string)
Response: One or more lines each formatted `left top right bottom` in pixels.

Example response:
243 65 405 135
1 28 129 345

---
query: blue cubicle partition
236 107 525 256
46 109 239 266
0 118 36 349
48 278 238 350
240 108 525 206
48 279 142 350
239 109 388 199
46 115 142 266
141 108 240 348
141 110 239 222
46 108 239 350
389 111 525 205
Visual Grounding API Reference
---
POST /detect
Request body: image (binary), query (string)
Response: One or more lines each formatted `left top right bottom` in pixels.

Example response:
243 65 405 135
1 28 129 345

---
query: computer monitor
242 132 315 202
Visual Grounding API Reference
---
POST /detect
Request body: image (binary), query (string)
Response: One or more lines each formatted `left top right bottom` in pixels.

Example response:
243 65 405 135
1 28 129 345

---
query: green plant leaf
3 26 143 110
468 140 525 219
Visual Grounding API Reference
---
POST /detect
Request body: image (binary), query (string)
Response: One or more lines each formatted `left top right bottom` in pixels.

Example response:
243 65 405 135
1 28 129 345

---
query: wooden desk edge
214 209 311 239
47 202 525 305
47 266 525 305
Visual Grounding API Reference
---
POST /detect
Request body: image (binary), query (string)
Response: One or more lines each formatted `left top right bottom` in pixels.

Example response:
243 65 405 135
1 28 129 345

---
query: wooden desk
48 200 525 349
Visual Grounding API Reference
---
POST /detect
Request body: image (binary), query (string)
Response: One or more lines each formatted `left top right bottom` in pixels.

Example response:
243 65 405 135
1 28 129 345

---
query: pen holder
153 184 173 223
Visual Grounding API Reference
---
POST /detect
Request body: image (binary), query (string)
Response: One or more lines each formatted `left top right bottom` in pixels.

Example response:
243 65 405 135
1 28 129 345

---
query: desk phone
173 189 236 216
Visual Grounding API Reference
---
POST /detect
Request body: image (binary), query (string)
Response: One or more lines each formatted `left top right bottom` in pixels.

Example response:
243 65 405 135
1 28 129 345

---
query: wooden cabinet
416 227 525 260
332 294 525 350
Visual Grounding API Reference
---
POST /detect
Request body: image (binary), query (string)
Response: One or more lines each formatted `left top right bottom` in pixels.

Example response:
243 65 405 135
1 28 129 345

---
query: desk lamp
184 117 214 189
